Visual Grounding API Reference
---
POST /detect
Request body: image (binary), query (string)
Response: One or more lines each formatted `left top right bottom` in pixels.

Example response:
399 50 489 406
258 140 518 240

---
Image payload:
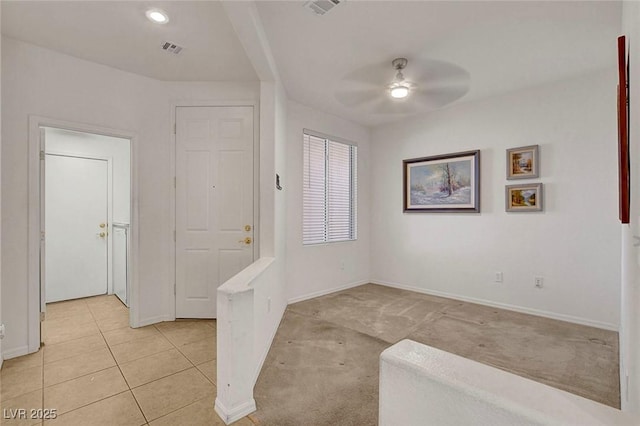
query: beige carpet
252 284 619 426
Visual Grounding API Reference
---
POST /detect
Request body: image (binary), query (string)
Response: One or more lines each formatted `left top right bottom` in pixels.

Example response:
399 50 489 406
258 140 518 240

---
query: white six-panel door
175 106 254 318
45 154 109 302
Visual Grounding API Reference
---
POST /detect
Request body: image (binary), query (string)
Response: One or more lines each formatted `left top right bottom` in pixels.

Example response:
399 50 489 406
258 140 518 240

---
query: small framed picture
505 183 543 212
506 145 539 180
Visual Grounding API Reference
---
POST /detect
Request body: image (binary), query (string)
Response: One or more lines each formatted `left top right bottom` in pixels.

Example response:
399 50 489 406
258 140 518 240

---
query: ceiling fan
388 58 412 99
335 57 470 115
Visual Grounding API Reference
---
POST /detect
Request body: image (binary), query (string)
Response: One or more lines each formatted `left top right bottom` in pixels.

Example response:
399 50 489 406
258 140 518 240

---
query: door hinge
40 151 45 161
173 123 176 134
40 312 45 322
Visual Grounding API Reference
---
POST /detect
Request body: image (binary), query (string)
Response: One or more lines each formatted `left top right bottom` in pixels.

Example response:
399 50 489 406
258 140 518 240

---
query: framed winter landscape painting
505 183 543 212
506 145 539 180
403 150 480 213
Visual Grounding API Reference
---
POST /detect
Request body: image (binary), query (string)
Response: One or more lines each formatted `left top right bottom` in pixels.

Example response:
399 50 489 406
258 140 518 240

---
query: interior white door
175 106 254 318
45 154 109 302
112 225 128 306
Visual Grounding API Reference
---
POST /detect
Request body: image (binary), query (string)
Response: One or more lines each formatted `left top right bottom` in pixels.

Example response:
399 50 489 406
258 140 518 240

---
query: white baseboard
215 397 256 425
371 279 618 331
136 315 174 328
287 279 369 304
2 345 31 361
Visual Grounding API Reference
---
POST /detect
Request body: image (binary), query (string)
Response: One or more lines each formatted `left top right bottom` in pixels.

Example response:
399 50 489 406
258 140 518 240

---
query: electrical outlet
534 276 544 289
494 272 503 283
0 323 5 339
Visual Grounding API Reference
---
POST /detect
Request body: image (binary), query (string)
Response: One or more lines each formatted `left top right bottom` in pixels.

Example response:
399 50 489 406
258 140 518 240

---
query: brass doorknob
238 237 252 245
99 223 106 228
244 225 252 232
98 232 106 238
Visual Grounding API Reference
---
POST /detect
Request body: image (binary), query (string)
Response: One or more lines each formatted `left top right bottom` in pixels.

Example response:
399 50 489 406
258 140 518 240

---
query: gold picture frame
506 145 539 180
506 183 543 212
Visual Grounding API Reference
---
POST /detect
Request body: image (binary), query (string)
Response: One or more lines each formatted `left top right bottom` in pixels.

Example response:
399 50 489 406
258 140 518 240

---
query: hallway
0 295 251 425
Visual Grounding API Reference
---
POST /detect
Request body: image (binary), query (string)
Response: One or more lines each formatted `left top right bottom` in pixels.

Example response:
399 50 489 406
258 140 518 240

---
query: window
303 130 357 245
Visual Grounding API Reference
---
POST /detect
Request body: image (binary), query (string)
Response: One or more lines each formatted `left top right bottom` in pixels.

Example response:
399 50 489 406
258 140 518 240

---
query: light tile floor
0 295 253 426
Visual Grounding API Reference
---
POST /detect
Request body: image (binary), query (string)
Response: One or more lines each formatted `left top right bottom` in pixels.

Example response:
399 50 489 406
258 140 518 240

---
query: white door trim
28 116 139 353
45 151 115 296
169 101 259 320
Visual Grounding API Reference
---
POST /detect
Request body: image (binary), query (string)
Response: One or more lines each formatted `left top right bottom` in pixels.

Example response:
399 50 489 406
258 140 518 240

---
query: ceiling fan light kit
390 84 410 99
389 57 410 99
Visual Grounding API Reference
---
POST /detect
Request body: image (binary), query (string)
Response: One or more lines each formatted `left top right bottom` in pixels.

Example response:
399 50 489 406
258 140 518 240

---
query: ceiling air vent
304 0 341 16
161 41 183 55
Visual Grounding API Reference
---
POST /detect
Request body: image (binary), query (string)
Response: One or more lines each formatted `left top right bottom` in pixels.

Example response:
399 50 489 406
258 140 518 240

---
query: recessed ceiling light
146 8 169 24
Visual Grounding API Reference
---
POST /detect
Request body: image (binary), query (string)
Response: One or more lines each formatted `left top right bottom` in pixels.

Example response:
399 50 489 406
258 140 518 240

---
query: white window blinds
303 131 357 245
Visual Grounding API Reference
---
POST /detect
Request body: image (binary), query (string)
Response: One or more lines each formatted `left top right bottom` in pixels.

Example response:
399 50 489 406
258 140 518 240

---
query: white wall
253 81 288 377
621 0 640 413
45 128 130 224
370 69 620 330
286 100 371 302
212 5 291 421
215 81 288 425
1 37 259 357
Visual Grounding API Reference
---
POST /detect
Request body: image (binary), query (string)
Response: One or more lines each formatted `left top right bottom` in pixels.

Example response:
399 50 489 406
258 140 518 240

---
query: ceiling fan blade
419 79 470 94
366 98 396 115
372 97 422 115
408 58 471 87
340 60 394 87
412 85 470 109
336 78 383 92
371 86 468 115
335 89 384 107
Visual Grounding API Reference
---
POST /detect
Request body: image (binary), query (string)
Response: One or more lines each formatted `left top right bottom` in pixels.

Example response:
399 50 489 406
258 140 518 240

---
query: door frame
170 101 259 320
27 116 139 352
45 152 114 298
